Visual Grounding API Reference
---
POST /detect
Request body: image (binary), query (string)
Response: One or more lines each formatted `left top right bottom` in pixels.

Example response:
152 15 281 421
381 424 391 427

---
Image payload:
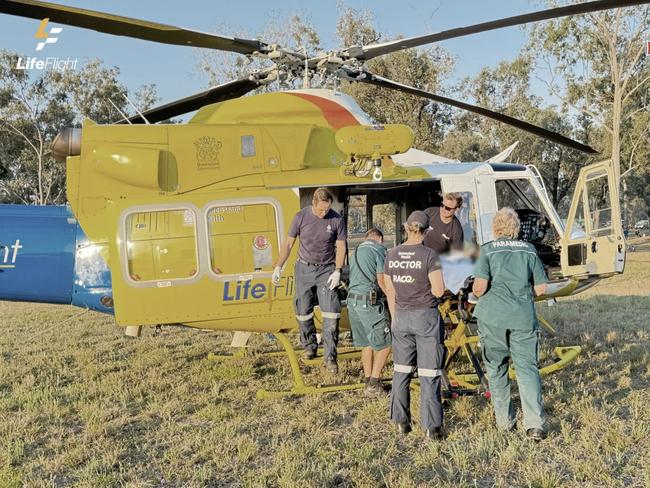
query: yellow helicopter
0 0 635 398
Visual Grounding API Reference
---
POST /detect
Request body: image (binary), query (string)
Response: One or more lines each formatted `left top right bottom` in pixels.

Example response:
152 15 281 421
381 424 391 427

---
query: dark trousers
293 261 341 360
390 308 445 430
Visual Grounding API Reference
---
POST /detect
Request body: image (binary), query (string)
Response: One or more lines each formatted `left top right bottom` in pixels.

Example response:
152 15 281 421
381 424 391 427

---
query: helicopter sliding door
560 160 625 277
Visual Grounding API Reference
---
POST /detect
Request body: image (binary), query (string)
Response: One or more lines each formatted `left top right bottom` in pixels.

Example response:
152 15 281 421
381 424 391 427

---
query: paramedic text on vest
272 188 347 374
472 207 549 442
348 228 391 397
423 192 464 255
383 210 446 441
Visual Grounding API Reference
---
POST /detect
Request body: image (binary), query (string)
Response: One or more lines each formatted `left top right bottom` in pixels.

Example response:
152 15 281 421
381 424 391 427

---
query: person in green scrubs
472 207 548 442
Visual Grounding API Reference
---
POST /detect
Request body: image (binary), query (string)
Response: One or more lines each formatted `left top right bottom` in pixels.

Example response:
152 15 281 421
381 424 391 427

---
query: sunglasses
442 204 458 212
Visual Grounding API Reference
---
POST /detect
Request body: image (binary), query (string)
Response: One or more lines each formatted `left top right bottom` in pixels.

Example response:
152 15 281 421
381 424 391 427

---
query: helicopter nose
52 127 82 163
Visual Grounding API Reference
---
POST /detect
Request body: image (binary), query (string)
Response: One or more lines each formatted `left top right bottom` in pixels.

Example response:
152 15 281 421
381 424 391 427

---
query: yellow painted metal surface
66 89 430 331
561 159 625 277
335 124 413 159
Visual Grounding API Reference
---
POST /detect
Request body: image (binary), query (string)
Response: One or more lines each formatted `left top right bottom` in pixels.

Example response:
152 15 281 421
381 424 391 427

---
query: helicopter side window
372 203 398 249
586 169 613 237
125 208 199 283
207 203 279 275
346 195 368 253
345 194 399 253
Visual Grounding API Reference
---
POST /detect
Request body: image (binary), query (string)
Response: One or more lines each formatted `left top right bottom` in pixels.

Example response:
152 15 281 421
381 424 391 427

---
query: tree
0 52 159 204
440 56 590 211
195 12 321 91
529 2 650 188
335 5 454 153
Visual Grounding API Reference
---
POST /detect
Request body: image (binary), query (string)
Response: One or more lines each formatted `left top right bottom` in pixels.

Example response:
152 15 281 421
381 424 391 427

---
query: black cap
406 210 429 228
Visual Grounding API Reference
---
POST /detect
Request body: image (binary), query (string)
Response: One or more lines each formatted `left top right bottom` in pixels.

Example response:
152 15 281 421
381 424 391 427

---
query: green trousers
478 321 545 431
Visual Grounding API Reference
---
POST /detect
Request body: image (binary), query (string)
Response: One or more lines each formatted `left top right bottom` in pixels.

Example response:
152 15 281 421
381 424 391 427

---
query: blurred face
312 200 331 218
440 197 459 218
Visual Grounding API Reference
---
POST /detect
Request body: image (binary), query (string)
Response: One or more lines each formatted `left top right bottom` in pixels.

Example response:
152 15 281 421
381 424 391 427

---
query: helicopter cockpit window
125 209 199 283
495 179 543 212
207 203 279 275
495 178 560 266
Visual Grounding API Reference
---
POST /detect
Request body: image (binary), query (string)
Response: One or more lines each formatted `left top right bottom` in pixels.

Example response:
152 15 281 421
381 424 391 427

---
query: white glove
327 270 341 290
271 266 282 285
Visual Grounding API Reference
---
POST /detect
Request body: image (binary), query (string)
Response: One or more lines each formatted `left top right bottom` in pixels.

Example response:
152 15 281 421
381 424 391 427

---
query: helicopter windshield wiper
340 69 598 155
0 0 268 55
121 77 262 124
351 0 650 61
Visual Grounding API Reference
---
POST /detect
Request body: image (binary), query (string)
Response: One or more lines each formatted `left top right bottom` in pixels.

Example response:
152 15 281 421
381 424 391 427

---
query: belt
297 258 334 267
348 293 371 301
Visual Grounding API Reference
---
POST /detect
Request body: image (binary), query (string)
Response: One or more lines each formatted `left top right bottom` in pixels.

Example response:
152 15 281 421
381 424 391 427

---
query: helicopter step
256 332 367 399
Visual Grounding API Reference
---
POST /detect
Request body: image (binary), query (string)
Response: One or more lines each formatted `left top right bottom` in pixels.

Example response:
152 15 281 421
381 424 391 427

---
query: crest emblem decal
194 136 222 170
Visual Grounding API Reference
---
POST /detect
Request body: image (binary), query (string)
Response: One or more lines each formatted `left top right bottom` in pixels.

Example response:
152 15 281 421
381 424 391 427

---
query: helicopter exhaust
52 127 82 163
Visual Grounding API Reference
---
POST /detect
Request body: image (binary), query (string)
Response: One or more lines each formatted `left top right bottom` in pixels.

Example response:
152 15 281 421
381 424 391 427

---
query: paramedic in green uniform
347 228 391 397
472 207 548 442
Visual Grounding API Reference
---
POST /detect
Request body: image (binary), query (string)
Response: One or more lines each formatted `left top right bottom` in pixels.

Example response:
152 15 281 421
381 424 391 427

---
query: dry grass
1 241 649 487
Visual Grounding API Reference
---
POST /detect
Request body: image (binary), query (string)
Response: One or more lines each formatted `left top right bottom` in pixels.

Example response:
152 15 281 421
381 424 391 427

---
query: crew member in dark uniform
272 188 347 374
383 210 446 440
473 207 548 441
423 192 464 254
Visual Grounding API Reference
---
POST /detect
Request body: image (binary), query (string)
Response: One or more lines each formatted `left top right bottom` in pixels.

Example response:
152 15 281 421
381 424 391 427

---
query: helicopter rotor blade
352 0 650 61
121 77 261 124
341 69 598 155
0 0 268 55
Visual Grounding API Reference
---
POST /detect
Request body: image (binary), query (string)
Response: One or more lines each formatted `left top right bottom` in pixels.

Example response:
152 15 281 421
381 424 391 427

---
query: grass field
1 241 649 487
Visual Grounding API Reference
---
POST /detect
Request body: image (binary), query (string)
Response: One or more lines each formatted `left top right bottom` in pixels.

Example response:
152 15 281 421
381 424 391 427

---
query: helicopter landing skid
256 332 367 399
206 345 363 362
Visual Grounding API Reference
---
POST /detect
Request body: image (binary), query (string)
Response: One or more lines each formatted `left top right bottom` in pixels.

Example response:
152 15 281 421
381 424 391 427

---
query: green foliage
196 12 322 90
335 6 454 153
527 2 650 217
440 56 591 211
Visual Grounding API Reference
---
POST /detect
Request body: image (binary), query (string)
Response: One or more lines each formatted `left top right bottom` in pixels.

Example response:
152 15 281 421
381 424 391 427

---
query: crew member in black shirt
423 192 464 254
272 188 347 374
384 210 446 440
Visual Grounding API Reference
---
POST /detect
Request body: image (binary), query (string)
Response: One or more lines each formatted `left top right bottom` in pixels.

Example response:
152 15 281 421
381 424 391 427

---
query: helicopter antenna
108 99 132 125
123 93 150 125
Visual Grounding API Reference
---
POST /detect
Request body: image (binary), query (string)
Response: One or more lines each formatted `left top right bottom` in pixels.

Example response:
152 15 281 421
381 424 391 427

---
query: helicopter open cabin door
560 160 625 278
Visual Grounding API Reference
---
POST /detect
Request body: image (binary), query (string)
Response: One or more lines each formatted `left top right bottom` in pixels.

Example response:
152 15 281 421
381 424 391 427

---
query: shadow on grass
538 294 649 413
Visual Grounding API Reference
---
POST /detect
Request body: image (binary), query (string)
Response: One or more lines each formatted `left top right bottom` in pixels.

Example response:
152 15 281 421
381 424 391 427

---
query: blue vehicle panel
0 204 113 314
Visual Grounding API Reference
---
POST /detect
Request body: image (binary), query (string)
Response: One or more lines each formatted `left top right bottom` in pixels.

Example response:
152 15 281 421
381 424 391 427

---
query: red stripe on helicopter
289 93 360 129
